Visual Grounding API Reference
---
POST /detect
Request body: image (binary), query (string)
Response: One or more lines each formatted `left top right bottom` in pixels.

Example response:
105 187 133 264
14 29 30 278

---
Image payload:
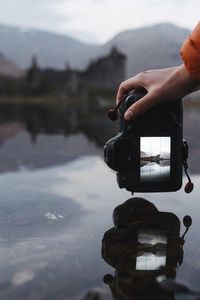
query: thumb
124 91 160 121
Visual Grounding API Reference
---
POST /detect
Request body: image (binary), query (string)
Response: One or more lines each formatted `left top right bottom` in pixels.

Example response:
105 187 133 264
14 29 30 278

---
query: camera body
102 198 192 298
102 198 184 272
104 90 183 193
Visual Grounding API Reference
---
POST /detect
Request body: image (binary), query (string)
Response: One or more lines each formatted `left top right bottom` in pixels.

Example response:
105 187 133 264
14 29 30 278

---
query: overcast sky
141 137 170 155
0 0 199 44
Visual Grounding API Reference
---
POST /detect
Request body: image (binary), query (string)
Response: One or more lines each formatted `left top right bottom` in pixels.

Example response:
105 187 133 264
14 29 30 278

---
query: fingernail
125 110 134 121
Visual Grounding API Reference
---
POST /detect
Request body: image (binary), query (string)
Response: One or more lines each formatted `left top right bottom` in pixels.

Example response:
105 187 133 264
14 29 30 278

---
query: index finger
116 76 142 104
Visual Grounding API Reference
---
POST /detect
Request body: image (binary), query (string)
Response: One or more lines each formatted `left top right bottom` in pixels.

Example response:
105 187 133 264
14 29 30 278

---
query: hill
0 23 190 76
0 52 24 78
106 23 190 76
0 24 99 71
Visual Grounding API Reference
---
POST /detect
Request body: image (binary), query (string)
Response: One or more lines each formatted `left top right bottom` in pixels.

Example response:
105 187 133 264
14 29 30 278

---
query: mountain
0 51 24 78
0 24 99 70
0 23 190 76
106 23 190 76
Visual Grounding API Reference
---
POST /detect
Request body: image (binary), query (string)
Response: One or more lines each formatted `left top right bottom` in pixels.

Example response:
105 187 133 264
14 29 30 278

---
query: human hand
116 64 199 121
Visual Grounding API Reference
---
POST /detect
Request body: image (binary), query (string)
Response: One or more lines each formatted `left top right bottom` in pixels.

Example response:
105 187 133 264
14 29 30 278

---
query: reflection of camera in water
104 89 193 193
102 198 192 300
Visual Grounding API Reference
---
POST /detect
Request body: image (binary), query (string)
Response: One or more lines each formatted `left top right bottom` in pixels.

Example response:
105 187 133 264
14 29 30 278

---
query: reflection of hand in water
102 197 192 300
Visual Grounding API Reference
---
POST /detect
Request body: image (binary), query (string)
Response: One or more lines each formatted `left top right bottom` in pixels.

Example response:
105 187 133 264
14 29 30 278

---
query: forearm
180 22 200 81
174 64 200 95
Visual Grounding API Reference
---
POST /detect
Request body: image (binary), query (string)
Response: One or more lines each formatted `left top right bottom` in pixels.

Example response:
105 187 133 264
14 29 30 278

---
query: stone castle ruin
27 47 126 94
79 47 126 89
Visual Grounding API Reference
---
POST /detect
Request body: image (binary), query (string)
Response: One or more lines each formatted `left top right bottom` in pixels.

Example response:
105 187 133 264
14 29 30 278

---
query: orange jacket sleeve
180 22 200 80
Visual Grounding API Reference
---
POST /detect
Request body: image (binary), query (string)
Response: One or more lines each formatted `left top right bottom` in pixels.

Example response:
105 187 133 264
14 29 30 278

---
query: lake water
0 103 200 299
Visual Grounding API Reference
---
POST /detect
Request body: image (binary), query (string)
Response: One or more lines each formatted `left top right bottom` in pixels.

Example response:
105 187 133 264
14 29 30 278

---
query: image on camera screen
140 137 171 182
136 228 167 270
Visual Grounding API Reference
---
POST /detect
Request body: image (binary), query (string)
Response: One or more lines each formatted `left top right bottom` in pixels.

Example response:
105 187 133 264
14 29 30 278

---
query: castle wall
79 48 126 89
26 47 126 94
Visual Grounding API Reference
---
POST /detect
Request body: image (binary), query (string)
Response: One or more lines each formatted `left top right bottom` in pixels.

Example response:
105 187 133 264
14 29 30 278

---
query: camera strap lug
182 140 194 193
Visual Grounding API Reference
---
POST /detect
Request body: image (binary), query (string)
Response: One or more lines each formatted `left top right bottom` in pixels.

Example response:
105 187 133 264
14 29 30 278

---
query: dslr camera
104 89 192 193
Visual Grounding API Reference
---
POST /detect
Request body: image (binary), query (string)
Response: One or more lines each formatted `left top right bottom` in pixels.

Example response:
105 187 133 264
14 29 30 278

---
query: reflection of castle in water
0 100 116 146
140 151 170 167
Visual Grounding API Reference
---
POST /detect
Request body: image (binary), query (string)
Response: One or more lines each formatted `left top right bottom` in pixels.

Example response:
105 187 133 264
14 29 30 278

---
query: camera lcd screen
140 137 171 182
136 229 167 270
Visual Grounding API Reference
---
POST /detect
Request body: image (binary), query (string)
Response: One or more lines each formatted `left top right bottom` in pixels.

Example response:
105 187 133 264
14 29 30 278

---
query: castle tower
26 55 40 81
80 47 126 89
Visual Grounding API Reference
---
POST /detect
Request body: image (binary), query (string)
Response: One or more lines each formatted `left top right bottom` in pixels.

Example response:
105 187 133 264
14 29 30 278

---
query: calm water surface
0 110 200 299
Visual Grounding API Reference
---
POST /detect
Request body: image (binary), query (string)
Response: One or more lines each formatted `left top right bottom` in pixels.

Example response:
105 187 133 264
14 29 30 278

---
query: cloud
51 0 199 42
0 0 66 31
0 0 199 43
